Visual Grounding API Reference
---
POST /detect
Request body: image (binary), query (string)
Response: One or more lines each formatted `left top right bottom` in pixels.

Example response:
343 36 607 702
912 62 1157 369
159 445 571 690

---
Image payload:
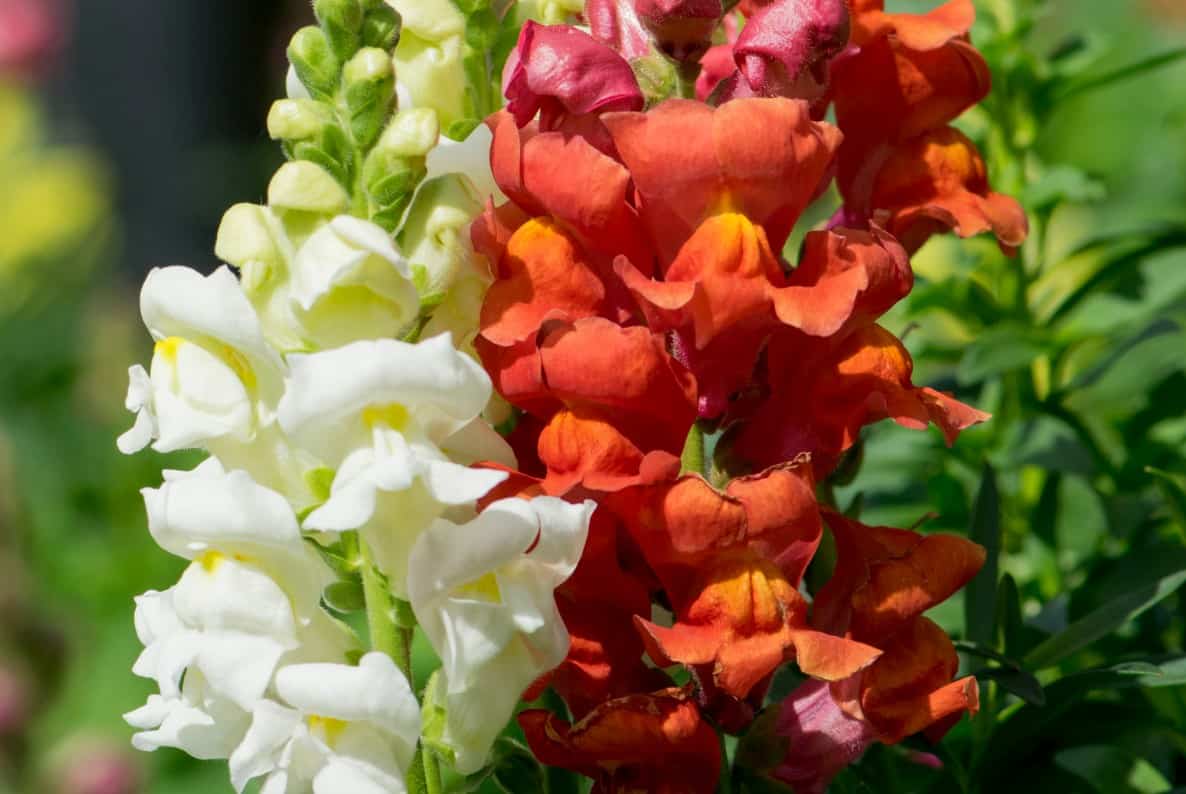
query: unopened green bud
288 26 340 100
267 161 350 214
363 150 425 230
361 6 402 50
267 98 333 142
215 203 282 272
314 0 364 62
343 48 396 148
376 107 439 157
364 152 424 206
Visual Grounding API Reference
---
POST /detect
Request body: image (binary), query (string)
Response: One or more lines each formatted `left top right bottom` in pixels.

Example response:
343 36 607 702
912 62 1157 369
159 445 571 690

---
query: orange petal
833 36 990 148
519 688 722 794
862 126 1029 254
771 226 912 338
816 511 986 642
790 629 882 682
851 0 976 50
857 617 978 742
604 97 841 263
480 218 607 346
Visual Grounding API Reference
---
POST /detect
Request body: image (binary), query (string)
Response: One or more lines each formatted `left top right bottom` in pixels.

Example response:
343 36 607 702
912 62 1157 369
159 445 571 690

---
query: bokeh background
0 0 1184 792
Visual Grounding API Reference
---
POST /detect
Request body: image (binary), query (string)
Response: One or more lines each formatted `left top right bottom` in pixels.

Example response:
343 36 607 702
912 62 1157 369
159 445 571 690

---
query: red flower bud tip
503 22 645 129
634 0 722 61
732 0 850 99
771 679 875 794
0 0 66 79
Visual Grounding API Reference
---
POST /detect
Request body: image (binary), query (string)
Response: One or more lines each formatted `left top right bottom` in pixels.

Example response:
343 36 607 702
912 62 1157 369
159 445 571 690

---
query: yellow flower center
453 572 502 604
154 336 185 362
362 403 411 431
307 715 349 746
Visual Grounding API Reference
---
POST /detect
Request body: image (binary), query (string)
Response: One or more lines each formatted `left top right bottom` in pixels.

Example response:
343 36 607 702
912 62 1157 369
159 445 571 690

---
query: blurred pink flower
56 740 142 794
0 0 66 79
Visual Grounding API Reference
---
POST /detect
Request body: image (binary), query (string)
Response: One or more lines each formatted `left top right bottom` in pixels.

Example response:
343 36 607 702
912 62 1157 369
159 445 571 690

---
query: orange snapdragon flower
831 0 1027 253
608 465 881 699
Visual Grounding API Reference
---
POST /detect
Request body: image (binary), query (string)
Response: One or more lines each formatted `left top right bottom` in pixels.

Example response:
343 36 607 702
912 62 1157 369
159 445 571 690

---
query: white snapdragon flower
279 334 514 594
125 667 251 760
128 464 354 728
143 461 330 611
216 162 420 353
408 497 593 773
118 265 283 455
229 653 420 794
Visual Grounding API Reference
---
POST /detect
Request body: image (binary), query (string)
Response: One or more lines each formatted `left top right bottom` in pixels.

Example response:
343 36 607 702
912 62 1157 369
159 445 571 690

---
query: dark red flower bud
732 0 850 99
503 22 645 129
633 0 722 61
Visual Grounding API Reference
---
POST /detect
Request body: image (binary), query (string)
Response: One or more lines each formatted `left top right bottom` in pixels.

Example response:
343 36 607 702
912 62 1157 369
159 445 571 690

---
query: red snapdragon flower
520 688 722 794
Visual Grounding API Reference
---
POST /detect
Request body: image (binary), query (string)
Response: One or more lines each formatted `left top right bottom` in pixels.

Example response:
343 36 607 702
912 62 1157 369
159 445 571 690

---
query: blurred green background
0 0 1183 792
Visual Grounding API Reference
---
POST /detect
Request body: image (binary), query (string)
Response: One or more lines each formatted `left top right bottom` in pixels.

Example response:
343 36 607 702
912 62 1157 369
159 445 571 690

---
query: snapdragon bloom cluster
118 0 1025 791
477 0 1024 791
119 2 592 790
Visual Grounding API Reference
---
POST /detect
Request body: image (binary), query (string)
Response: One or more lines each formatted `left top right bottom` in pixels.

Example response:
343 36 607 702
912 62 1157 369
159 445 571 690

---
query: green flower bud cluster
278 0 425 231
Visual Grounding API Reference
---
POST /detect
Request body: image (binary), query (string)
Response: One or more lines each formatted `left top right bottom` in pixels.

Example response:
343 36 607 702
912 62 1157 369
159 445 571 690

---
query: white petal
314 756 406 794
278 334 491 462
140 265 284 401
274 653 420 761
229 700 303 792
117 365 157 454
439 419 517 468
425 123 503 204
142 467 302 560
408 499 539 601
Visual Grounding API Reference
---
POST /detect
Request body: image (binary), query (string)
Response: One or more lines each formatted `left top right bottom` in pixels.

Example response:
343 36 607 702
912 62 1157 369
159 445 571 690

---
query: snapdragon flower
409 496 593 772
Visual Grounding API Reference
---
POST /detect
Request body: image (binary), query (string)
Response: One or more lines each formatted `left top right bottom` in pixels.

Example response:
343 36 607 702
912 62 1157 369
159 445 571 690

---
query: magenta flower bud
732 0 850 99
633 0 722 61
502 21 646 129
769 679 875 794
0 0 66 79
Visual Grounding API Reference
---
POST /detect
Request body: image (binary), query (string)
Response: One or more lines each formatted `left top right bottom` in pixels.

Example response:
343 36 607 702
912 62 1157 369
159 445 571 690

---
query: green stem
359 535 410 674
422 747 443 794
357 535 426 794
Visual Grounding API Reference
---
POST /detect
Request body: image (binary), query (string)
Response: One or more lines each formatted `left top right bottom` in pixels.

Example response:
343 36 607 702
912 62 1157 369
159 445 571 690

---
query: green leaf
955 639 1046 706
956 325 1050 385
1147 467 1186 538
994 574 1026 657
1030 227 1186 325
1054 47 1186 102
1055 746 1172 794
976 666 1046 707
1023 570 1186 670
965 464 1001 648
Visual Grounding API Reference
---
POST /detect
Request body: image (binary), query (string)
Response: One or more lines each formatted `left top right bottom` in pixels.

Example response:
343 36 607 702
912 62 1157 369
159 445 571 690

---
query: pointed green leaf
1023 570 1186 670
965 464 1001 648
